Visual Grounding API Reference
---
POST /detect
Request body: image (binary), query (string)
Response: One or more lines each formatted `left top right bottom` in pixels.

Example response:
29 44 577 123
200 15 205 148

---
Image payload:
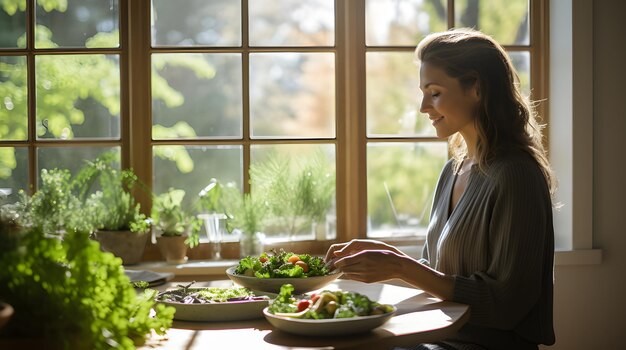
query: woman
325 28 556 350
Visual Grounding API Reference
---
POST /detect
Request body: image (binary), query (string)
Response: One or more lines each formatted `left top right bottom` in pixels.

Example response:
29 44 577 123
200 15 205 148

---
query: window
0 0 546 258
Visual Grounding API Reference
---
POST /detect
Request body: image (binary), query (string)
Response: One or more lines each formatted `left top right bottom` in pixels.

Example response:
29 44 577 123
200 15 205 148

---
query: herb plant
15 168 95 234
0 223 174 349
152 188 201 247
249 151 335 237
74 152 150 233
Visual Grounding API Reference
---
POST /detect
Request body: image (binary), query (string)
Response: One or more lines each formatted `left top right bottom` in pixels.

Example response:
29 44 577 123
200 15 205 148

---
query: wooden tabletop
142 279 470 350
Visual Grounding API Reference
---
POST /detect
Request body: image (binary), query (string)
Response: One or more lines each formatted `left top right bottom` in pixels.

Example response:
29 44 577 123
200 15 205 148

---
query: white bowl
263 306 397 336
157 288 272 322
225 266 342 294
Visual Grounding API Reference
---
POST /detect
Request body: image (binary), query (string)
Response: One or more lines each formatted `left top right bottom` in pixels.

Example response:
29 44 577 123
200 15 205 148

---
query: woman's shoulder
438 158 456 179
487 150 548 188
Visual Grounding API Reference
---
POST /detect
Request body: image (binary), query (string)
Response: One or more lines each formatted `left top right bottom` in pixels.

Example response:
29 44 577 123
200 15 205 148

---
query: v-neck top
421 150 555 349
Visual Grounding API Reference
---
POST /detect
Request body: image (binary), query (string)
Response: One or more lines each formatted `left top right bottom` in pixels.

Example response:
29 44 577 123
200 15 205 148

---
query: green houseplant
74 153 151 265
249 151 335 239
13 168 95 235
152 188 200 264
229 192 268 257
0 208 174 349
197 179 241 259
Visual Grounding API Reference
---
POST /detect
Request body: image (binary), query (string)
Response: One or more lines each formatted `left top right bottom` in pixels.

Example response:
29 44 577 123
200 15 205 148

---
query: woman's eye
432 92 440 97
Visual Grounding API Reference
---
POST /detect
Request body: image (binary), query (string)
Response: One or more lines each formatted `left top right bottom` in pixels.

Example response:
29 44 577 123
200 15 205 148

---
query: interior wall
549 0 626 348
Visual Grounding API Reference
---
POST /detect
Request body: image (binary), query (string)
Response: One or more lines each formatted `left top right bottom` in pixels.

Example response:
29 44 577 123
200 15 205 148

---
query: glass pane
367 52 435 137
35 54 120 140
249 0 334 47
250 53 335 138
250 144 336 241
0 0 26 48
367 142 448 238
509 51 530 97
37 147 120 182
0 147 28 205
152 53 242 139
153 145 243 211
35 0 119 48
366 0 448 46
1 56 28 141
151 0 241 47
455 0 529 45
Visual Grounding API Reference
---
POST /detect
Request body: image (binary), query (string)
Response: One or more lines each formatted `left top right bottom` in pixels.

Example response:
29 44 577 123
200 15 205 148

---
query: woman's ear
470 81 480 102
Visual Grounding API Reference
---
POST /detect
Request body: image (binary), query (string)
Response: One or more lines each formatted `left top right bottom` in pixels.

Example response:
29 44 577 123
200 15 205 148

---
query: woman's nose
419 96 430 114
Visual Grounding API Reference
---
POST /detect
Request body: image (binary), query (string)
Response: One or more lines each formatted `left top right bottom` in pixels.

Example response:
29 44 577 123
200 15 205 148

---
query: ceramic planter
94 230 149 265
156 235 188 264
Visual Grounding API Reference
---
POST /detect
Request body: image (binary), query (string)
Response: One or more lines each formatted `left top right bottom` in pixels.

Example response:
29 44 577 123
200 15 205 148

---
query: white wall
548 0 626 348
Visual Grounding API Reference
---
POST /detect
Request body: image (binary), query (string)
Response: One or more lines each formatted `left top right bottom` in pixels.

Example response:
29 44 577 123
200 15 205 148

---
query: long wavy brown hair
415 28 557 197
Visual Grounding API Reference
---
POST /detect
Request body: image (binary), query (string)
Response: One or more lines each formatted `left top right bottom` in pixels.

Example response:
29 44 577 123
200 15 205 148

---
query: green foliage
74 152 150 233
15 168 95 234
197 178 241 215
250 151 335 236
151 188 201 248
228 192 268 237
0 223 174 349
367 145 446 228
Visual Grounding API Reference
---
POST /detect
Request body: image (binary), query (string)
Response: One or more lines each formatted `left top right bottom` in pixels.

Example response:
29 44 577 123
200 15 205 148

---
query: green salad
234 250 330 278
157 282 267 304
268 284 394 319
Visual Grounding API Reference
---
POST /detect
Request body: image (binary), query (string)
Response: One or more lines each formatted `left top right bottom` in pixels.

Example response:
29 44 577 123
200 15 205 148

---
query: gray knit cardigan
422 150 555 350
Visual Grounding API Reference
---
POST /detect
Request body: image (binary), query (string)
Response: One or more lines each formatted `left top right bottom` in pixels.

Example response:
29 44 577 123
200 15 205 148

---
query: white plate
225 266 342 294
158 288 273 322
263 306 397 336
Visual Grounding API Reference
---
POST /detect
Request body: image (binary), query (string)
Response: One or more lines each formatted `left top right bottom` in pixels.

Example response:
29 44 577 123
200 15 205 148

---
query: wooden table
142 279 470 350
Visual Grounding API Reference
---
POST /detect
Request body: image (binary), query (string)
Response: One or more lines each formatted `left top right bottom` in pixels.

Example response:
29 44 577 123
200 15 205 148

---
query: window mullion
337 0 367 241
127 0 153 212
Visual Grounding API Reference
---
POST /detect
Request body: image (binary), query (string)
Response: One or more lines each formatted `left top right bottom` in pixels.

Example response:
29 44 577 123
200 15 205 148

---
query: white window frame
549 0 601 265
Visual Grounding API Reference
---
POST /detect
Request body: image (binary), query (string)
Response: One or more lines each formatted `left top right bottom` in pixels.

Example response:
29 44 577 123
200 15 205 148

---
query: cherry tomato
297 300 310 312
310 294 320 304
259 257 268 263
287 255 300 264
295 260 309 273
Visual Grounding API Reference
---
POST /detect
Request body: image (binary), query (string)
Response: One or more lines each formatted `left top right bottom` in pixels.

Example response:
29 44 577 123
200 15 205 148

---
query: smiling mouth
430 116 444 125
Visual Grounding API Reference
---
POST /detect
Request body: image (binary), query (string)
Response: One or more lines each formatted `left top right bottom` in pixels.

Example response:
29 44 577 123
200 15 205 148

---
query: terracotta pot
94 230 149 265
156 235 188 264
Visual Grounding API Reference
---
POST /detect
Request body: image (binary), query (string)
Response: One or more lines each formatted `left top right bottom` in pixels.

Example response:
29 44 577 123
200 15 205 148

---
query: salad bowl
263 306 397 336
226 266 342 294
226 251 343 294
156 286 273 322
262 285 397 336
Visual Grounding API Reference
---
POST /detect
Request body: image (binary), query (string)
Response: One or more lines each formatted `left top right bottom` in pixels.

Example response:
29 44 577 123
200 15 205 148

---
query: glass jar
239 231 265 257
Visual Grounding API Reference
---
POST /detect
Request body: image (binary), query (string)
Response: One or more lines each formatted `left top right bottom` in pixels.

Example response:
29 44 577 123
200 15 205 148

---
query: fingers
324 242 346 263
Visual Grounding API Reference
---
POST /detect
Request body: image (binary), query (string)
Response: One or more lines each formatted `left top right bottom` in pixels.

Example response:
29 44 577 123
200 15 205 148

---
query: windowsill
555 249 602 265
128 247 602 280
127 259 239 276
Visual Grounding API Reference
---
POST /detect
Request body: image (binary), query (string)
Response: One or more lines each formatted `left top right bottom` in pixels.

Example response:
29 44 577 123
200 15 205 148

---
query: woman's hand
324 239 407 271
332 249 408 283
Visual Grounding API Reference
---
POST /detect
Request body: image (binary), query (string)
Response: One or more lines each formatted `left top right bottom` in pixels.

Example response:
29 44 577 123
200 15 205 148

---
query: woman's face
419 62 480 140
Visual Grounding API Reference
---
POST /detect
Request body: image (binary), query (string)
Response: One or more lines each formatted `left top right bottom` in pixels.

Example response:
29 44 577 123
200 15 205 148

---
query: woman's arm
332 249 455 301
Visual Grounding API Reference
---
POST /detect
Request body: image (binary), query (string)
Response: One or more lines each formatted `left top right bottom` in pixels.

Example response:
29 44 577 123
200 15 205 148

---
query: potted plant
229 192 268 257
249 150 335 239
75 153 151 265
12 168 95 235
197 178 240 259
152 188 200 264
0 207 174 348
